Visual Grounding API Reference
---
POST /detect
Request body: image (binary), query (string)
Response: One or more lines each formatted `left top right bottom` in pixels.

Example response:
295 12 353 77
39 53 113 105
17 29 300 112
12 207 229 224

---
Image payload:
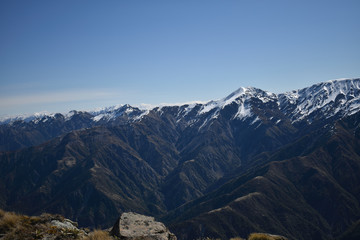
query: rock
45 218 87 240
50 219 78 230
110 212 177 240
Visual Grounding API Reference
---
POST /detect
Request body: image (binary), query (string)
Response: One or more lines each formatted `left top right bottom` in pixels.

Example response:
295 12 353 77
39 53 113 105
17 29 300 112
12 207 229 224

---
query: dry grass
248 233 287 240
0 210 22 234
0 209 86 239
85 229 113 240
0 209 5 218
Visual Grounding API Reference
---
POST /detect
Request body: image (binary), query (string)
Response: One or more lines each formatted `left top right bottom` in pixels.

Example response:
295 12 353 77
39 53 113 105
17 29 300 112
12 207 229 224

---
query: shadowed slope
166 112 360 240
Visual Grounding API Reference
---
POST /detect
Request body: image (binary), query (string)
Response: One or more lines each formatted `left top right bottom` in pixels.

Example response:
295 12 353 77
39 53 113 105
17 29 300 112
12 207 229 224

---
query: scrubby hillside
0 209 112 240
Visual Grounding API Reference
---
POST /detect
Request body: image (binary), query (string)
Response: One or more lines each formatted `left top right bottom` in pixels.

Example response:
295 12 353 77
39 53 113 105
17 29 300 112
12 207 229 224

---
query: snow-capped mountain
170 78 360 128
279 78 360 123
1 78 359 132
90 104 146 122
1 77 359 153
197 87 277 119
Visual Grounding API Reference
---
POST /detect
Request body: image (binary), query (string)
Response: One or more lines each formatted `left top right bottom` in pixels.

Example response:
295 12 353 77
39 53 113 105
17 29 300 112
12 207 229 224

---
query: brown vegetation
248 233 287 240
84 230 113 240
0 209 89 239
0 210 22 235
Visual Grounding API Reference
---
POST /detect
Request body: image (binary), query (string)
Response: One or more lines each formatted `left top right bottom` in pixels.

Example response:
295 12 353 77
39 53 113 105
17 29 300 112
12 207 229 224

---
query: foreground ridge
0 209 292 240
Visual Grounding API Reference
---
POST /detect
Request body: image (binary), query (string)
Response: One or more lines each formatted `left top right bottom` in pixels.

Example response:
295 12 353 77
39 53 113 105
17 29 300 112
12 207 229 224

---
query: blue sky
1 0 360 117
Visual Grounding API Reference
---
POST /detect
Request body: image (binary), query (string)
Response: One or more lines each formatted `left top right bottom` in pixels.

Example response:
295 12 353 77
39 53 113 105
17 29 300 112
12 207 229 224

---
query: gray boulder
110 212 176 240
50 219 78 230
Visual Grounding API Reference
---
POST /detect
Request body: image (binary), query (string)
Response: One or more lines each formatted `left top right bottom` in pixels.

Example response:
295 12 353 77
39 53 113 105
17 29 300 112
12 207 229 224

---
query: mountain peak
198 86 276 116
224 86 274 101
280 78 360 122
326 77 360 83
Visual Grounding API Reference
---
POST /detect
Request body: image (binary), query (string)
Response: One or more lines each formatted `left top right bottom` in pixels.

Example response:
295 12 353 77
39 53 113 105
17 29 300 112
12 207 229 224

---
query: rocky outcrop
0 209 89 240
110 212 176 240
248 233 288 240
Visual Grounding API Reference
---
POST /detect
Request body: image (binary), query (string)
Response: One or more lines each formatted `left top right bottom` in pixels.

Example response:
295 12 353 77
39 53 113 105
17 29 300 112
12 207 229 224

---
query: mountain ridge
1 78 360 240
1 78 359 153
2 78 359 126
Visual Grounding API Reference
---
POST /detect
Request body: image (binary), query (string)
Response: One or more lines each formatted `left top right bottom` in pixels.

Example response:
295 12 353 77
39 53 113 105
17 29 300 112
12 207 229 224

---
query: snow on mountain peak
0 111 58 125
280 78 360 122
1 78 360 126
199 86 276 120
326 77 360 83
90 104 144 122
198 88 246 115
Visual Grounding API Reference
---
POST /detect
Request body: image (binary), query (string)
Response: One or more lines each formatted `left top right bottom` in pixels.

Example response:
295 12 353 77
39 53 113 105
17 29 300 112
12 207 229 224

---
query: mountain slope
0 122 179 227
1 78 360 239
165 112 360 240
279 78 360 123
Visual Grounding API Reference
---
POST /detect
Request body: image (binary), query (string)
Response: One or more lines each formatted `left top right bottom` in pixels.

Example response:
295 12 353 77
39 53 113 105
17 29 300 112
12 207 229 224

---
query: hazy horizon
1 0 360 117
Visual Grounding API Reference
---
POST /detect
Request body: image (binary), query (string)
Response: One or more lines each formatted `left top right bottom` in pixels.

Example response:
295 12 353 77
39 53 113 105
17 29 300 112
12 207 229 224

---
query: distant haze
1 0 359 117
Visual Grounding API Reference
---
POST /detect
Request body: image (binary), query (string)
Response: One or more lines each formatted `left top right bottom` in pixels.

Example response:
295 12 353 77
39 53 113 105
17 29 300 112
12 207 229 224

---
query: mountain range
1 78 360 240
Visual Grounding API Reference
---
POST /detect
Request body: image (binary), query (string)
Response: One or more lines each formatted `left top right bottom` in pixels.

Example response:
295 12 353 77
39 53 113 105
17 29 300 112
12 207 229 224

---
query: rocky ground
0 208 90 240
0 209 178 240
0 208 290 240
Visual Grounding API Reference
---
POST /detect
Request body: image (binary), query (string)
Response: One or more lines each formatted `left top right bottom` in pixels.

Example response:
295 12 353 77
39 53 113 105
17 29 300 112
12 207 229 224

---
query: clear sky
1 0 360 117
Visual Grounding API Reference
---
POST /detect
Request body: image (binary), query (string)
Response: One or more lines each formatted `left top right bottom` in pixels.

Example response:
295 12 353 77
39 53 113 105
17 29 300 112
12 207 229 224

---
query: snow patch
251 117 260 125
199 101 218 115
93 114 105 122
64 111 76 121
281 78 360 122
234 103 252 120
134 110 150 121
